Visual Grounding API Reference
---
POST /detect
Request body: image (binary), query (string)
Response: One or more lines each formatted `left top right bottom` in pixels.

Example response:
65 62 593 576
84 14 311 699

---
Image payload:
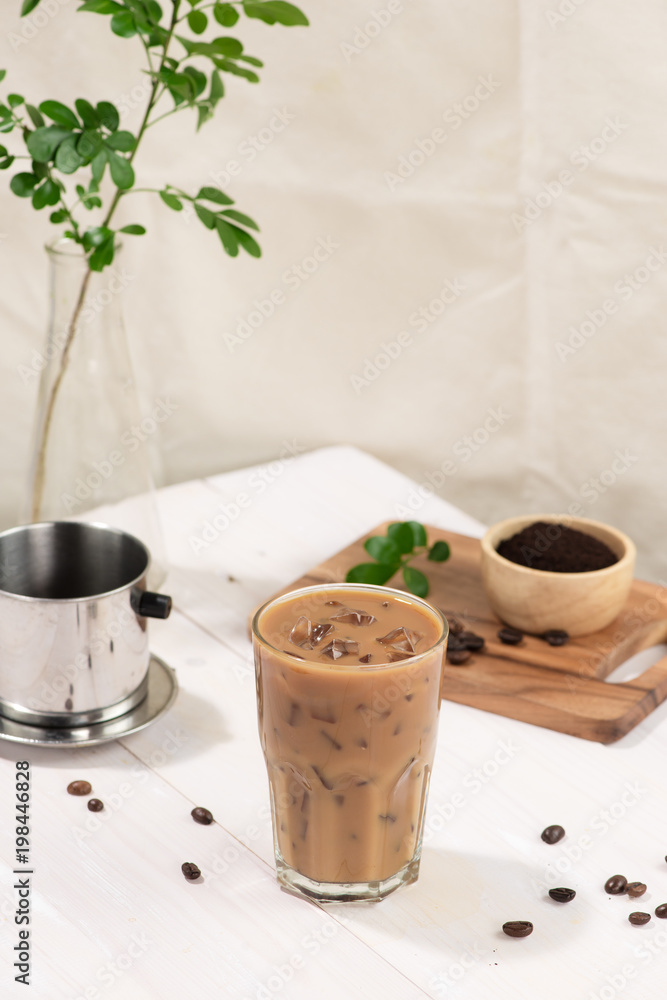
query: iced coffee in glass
252 583 448 901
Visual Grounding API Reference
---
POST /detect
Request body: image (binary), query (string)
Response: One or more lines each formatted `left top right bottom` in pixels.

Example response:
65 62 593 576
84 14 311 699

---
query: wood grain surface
266 522 667 744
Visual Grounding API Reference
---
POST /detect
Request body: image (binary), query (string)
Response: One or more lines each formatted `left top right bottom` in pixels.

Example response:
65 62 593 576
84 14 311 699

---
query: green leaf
238 54 263 67
406 521 427 548
111 10 138 37
214 3 239 26
183 66 207 97
345 563 399 586
0 156 13 170
32 160 48 180
39 100 78 129
211 36 244 57
0 145 6 158
49 208 68 223
75 99 100 128
232 224 262 257
0 71 6 84
220 208 259 231
107 149 134 189
8 94 25 108
25 104 45 128
77 0 125 11
364 536 401 565
387 522 416 554
213 58 259 83
82 225 113 250
243 1 309 26
119 224 146 235
32 178 60 210
159 189 183 211
21 0 41 14
196 185 233 205
105 130 136 151
188 10 207 33
402 565 429 598
55 135 84 173
77 129 103 160
196 102 213 131
10 172 38 197
209 69 224 104
26 125 71 163
97 101 120 131
427 540 451 563
89 238 115 271
91 149 107 184
195 203 216 229
214 217 239 255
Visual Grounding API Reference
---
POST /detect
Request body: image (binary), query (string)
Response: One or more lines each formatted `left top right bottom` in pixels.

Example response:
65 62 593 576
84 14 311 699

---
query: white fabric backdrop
1 0 666 579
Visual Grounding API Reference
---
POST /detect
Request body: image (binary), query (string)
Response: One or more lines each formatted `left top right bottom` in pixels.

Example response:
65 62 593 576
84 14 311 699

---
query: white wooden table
2 446 667 1000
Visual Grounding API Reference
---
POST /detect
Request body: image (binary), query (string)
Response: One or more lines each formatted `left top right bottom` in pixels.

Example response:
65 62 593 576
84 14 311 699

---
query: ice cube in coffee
252 583 448 901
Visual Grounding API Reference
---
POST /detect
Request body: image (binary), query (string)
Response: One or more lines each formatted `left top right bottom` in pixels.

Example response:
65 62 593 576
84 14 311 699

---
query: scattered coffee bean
549 887 576 903
629 912 651 926
498 627 523 645
191 807 213 826
67 780 92 796
447 648 471 666
541 825 565 844
460 631 485 651
626 882 647 898
605 875 627 895
655 904 667 918
446 635 467 651
502 920 533 938
448 618 463 635
87 799 104 812
181 862 201 881
542 629 569 647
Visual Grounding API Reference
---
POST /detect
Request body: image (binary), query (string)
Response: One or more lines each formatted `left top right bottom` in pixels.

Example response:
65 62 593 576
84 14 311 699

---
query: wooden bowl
480 514 636 637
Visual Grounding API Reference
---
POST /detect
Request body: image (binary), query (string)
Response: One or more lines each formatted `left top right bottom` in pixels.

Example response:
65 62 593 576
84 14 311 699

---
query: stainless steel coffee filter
0 521 172 728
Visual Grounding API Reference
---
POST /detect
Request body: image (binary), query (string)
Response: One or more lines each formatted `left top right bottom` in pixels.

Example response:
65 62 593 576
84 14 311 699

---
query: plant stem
28 1 182 521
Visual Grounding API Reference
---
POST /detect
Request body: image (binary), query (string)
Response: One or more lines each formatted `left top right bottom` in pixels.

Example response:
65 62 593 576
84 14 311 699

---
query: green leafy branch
346 521 451 598
4 0 308 523
2 0 309 269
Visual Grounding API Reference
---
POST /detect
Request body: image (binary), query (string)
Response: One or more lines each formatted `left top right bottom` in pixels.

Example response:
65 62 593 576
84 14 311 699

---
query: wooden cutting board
265 523 667 744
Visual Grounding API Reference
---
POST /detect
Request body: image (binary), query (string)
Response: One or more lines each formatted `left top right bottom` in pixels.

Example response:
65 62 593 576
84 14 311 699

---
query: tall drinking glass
252 583 448 901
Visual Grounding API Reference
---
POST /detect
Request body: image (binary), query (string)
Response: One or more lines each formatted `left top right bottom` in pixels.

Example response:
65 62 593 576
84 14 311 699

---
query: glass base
276 854 421 902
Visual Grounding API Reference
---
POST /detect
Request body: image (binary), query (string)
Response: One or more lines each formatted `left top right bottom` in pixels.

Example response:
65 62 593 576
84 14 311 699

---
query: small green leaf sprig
346 521 451 598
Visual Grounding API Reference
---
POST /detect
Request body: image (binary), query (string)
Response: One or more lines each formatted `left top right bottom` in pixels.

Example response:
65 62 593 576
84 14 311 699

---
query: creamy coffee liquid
254 587 446 885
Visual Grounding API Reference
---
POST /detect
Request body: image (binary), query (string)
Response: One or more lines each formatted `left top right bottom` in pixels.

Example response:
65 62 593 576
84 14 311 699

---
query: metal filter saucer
0 656 177 748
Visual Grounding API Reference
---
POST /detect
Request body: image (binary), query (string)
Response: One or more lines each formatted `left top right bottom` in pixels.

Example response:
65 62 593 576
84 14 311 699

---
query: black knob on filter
134 591 172 619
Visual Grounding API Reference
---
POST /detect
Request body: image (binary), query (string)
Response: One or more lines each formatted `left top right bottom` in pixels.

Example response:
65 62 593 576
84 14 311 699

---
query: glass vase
22 239 166 587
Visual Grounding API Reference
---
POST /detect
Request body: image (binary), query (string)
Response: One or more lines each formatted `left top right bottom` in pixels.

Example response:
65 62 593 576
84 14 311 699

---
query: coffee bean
605 875 627 895
549 887 576 903
446 635 466 651
502 920 533 938
629 912 651 926
447 648 471 666
460 631 485 651
191 807 213 825
87 799 104 812
655 904 667 918
542 629 569 646
448 618 464 635
498 627 523 645
67 780 92 796
627 882 647 898
181 862 201 881
541 825 565 844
